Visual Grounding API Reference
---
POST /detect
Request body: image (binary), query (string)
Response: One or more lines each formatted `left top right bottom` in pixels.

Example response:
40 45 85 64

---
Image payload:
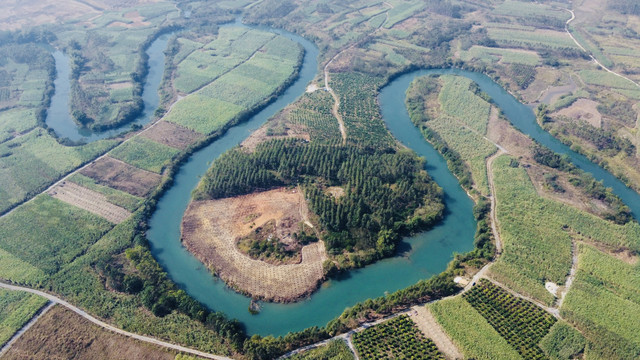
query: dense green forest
195 139 444 265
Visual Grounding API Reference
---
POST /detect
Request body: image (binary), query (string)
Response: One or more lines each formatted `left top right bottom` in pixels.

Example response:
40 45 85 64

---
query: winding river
44 20 640 336
45 33 172 142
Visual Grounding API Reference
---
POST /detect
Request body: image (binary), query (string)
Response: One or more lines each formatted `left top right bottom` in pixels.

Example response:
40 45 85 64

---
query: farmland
463 279 556 359
538 321 586 360
430 297 523 360
289 340 353 360
459 46 541 66
285 91 342 145
560 244 640 359
0 289 48 346
68 173 142 212
0 195 113 282
491 154 640 305
109 136 179 174
352 315 444 360
0 128 117 214
406 75 496 195
165 32 302 135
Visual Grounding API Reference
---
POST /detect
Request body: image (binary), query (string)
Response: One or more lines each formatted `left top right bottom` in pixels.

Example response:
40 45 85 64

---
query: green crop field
383 0 425 29
561 244 640 358
352 315 444 360
464 279 556 359
289 340 354 360
68 173 143 211
430 297 523 360
0 195 113 283
488 28 579 50
109 136 179 174
460 46 541 66
438 76 491 135
492 1 570 21
167 33 301 135
539 321 587 360
491 155 640 305
0 129 117 214
579 69 638 90
0 290 48 345
0 108 38 143
173 28 277 94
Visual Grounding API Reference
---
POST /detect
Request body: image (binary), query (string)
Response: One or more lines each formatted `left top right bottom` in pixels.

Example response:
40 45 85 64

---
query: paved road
0 281 233 360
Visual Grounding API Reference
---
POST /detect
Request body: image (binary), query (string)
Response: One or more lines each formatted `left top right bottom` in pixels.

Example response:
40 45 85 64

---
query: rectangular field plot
79 156 161 197
108 136 179 174
430 297 523 360
0 195 112 279
352 315 445 360
140 121 203 149
561 244 640 359
47 181 131 224
0 289 48 346
460 46 541 66
0 129 116 214
68 173 142 212
463 279 556 359
164 94 243 135
488 28 579 49
492 1 570 21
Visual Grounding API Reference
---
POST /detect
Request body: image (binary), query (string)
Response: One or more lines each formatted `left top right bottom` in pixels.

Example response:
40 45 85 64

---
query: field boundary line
565 8 640 89
0 301 55 357
0 281 233 360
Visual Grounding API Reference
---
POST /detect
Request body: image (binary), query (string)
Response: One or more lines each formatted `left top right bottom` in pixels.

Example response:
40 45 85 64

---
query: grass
289 340 354 360
491 155 640 305
0 289 48 346
109 136 179 174
0 195 113 283
492 1 570 21
352 315 444 360
539 321 587 360
0 129 117 214
430 297 523 360
68 173 142 211
560 244 640 358
463 279 556 359
460 46 541 66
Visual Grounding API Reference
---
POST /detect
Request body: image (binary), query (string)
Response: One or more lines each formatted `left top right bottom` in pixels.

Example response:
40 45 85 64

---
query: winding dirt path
565 8 640 89
0 281 233 360
556 239 578 310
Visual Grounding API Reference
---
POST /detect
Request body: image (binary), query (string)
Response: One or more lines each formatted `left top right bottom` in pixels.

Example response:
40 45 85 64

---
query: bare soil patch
141 121 203 149
556 98 602 128
109 81 133 90
240 113 310 152
326 186 345 199
47 181 131 224
1 306 176 360
0 0 98 30
80 156 161 197
181 188 327 302
409 306 463 360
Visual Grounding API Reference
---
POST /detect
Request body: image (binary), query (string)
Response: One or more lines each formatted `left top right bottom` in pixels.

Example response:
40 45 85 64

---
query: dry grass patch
240 113 310 152
556 98 602 128
181 187 327 302
1 306 176 360
141 121 203 150
47 181 131 224
80 156 161 197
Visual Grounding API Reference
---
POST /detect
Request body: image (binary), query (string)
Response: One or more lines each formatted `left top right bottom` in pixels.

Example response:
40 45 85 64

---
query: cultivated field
182 188 327 302
109 136 179 173
47 181 132 224
289 340 353 360
140 121 203 149
1 305 177 360
80 156 161 197
0 289 48 346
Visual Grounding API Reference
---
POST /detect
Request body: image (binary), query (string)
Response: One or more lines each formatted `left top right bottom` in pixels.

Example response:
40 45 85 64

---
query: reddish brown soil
80 156 161 197
141 121 203 150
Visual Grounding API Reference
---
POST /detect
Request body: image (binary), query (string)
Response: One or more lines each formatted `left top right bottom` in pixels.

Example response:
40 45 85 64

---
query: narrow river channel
45 33 172 142
42 19 640 337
